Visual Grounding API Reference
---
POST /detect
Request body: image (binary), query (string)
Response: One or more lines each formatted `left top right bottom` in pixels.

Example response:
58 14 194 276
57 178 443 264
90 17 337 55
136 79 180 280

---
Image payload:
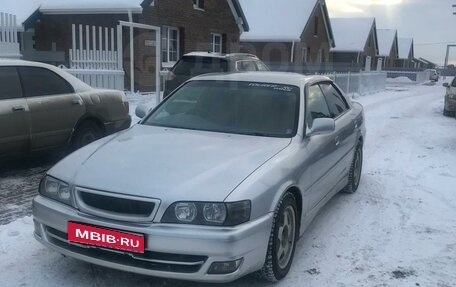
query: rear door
19 66 85 151
0 66 30 156
319 82 356 184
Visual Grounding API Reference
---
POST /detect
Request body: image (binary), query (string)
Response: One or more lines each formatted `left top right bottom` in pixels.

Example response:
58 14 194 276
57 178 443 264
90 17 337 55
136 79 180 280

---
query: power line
415 42 456 46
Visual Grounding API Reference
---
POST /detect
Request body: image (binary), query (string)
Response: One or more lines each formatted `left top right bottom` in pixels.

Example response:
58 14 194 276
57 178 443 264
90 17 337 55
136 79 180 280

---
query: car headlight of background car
448 94 456 100
39 176 73 206
161 201 251 226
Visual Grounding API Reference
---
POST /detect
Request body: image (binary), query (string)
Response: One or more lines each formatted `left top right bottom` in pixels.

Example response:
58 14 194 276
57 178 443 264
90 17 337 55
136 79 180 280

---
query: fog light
208 258 243 275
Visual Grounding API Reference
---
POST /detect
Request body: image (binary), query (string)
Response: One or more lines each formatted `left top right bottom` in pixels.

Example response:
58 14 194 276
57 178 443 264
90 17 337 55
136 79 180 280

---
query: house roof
2 0 144 25
238 0 334 45
330 17 376 53
3 0 249 32
398 38 413 59
377 29 397 57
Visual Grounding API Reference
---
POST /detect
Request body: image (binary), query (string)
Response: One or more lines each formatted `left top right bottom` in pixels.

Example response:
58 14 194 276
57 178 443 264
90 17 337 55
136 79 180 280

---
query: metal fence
0 12 21 59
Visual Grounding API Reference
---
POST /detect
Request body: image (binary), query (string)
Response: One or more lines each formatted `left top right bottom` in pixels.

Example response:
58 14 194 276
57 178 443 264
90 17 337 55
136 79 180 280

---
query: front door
18 66 85 151
303 84 340 210
0 66 30 157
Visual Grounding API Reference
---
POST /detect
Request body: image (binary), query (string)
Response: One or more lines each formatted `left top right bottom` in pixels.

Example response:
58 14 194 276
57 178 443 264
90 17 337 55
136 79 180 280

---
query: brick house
376 29 399 69
396 38 414 68
238 0 335 67
6 0 248 91
330 18 378 70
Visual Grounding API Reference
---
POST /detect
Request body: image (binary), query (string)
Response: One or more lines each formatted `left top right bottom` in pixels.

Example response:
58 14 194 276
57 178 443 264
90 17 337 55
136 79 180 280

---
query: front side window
210 33 222 53
306 85 331 128
18 67 73 97
162 27 179 63
143 81 300 138
255 61 269 71
0 67 22 100
319 83 350 118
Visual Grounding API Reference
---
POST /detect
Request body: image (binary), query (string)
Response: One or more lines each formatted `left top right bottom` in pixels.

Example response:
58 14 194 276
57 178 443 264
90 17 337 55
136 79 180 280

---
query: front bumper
32 195 273 283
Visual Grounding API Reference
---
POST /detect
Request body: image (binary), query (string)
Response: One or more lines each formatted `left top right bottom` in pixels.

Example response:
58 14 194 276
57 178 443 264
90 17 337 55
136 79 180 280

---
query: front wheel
443 109 454 117
259 192 299 282
343 142 363 193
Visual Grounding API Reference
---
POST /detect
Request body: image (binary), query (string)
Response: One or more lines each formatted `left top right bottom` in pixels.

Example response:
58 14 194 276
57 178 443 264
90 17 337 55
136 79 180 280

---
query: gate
0 12 21 59
65 24 124 90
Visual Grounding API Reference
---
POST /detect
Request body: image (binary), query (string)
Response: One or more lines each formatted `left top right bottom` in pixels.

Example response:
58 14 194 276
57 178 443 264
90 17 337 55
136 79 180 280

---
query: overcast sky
326 0 456 66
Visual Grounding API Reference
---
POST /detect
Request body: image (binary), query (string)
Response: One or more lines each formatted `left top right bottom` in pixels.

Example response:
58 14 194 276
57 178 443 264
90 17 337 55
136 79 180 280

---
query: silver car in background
33 72 366 283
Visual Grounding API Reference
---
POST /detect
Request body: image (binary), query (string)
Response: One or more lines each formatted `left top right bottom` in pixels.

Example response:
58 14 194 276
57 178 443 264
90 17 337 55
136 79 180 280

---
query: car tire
342 141 363 194
72 121 103 150
443 109 454 117
259 192 299 282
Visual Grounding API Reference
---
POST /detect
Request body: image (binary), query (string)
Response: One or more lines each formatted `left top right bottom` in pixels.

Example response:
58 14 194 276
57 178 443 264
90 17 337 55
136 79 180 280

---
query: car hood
49 125 291 202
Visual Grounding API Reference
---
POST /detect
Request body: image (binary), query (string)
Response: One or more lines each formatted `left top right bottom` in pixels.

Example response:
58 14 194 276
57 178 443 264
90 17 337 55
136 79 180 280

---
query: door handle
335 136 341 146
71 99 82 105
12 106 25 112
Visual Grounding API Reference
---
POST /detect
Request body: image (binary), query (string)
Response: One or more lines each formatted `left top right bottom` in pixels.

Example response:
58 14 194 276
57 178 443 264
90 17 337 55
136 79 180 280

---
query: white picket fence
321 71 387 95
0 12 21 59
65 24 124 90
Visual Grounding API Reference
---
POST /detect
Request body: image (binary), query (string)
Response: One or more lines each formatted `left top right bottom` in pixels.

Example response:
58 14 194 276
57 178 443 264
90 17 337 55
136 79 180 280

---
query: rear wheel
443 109 454 117
72 121 103 150
343 142 363 194
259 192 299 282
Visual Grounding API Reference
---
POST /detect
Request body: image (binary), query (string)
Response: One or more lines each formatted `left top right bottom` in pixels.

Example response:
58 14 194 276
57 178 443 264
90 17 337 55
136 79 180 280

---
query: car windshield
143 81 300 138
173 56 229 76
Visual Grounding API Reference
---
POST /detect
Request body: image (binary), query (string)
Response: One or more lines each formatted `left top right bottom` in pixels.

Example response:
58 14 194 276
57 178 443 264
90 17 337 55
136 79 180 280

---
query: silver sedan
32 72 366 283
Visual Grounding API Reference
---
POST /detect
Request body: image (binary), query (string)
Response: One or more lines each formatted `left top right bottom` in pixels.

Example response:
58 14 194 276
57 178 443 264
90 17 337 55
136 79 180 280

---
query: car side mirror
308 118 335 136
443 82 450 88
135 104 150 119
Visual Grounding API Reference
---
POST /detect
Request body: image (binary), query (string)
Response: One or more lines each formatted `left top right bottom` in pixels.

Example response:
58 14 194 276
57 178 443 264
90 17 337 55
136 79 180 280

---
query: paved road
0 154 61 225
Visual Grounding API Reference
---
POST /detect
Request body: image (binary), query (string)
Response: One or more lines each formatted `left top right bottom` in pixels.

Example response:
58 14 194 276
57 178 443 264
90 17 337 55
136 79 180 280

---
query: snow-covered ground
1 83 456 287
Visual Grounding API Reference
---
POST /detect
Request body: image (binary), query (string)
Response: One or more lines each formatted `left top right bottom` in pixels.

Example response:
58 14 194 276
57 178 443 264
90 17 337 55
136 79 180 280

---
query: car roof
183 52 259 61
191 71 331 87
0 58 92 92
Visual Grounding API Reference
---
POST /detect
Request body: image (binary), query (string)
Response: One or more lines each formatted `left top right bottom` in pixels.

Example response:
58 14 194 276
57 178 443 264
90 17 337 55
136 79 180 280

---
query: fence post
347 71 351 95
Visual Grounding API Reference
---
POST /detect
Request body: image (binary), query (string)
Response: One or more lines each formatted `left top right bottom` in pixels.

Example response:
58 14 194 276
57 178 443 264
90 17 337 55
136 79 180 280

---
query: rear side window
18 66 74 97
0 67 22 100
173 56 228 76
236 61 258 72
255 61 269 71
319 83 349 118
306 85 331 128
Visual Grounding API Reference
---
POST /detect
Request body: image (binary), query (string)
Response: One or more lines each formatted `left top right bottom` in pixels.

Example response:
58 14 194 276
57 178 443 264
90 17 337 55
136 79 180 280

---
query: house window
193 0 204 10
317 49 323 63
314 16 319 36
302 46 308 63
162 26 179 64
210 33 222 53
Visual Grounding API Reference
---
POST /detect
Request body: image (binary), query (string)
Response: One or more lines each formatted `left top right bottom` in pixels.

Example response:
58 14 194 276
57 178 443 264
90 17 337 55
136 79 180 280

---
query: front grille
45 226 207 274
79 192 155 216
75 188 159 222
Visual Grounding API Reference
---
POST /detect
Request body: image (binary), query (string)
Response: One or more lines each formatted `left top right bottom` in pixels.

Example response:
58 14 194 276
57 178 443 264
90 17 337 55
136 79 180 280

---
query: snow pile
377 29 397 56
330 18 375 52
387 76 415 83
239 0 318 42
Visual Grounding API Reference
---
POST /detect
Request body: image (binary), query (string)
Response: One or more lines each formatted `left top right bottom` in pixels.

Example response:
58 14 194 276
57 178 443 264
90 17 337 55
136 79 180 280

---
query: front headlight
39 176 73 206
162 201 251 226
